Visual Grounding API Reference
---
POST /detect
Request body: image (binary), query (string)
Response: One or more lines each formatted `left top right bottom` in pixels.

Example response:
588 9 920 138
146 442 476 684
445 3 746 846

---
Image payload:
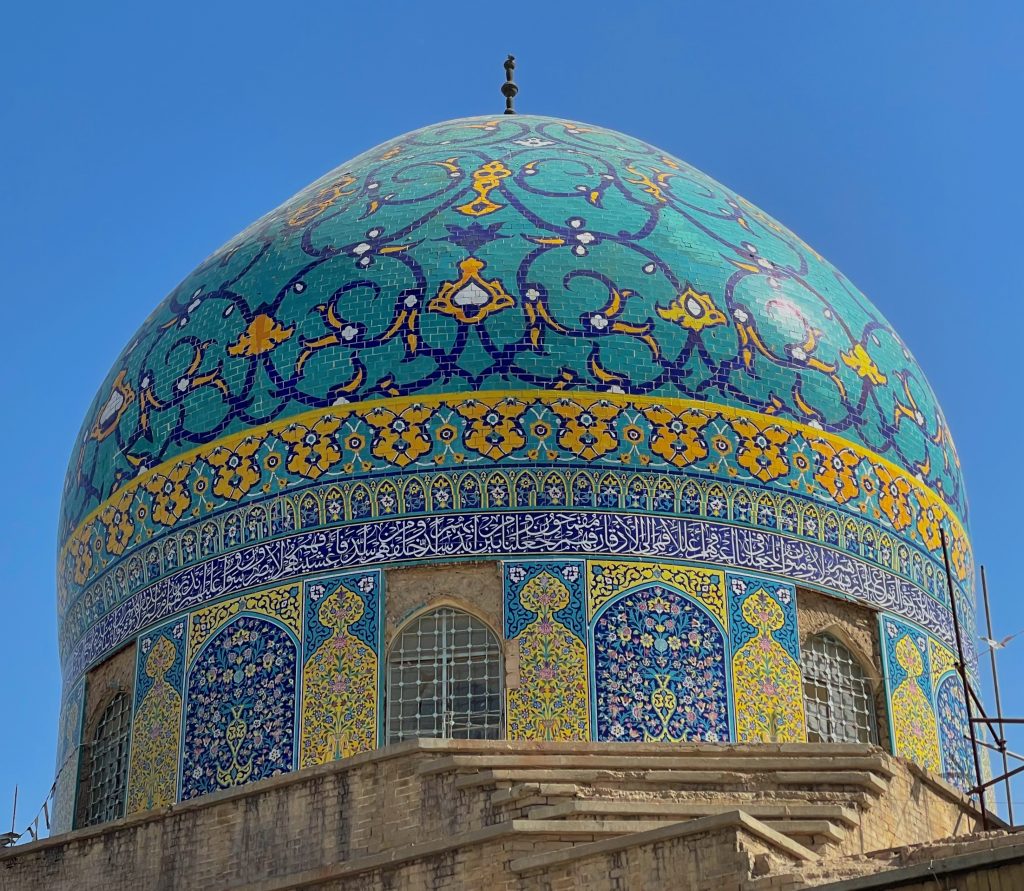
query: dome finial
501 54 518 115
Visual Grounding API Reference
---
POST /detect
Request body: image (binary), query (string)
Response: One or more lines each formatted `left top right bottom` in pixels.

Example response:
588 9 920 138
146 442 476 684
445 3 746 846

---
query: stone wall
384 562 504 645
0 740 988 891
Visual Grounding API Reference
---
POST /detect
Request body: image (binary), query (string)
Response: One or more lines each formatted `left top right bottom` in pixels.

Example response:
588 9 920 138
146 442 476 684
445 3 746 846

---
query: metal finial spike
501 54 518 115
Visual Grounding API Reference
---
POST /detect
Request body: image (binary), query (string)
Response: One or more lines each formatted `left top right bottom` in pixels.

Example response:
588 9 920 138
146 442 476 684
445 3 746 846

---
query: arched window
386 607 502 743
86 691 131 825
802 633 878 744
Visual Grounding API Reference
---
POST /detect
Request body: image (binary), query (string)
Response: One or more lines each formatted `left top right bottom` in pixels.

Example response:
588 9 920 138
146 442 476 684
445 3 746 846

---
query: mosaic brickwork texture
503 561 590 741
50 680 84 834
127 620 185 811
502 559 803 748
55 113 976 825
728 575 805 743
879 613 976 790
300 572 382 766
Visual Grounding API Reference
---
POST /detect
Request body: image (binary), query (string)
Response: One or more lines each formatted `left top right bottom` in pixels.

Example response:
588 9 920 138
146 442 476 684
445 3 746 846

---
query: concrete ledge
508 809 818 874
816 836 1024 889
417 752 896 776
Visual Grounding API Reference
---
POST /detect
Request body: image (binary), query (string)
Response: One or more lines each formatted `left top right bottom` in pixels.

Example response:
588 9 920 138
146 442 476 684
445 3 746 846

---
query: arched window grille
386 607 502 743
86 691 132 825
802 633 878 744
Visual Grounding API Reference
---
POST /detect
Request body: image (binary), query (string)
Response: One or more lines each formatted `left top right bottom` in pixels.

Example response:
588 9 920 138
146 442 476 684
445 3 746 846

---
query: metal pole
982 565 1014 825
941 527 988 830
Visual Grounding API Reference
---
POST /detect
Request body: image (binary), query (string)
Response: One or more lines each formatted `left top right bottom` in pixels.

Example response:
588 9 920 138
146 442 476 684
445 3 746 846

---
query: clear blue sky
3 0 1022 832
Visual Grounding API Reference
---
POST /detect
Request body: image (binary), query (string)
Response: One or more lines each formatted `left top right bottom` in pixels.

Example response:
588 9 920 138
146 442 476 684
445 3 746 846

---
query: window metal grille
86 691 131 825
386 608 502 744
803 633 878 744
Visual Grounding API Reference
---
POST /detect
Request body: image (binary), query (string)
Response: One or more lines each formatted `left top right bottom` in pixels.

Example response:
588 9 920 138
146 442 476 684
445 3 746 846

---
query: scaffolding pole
981 565 1014 825
941 527 988 830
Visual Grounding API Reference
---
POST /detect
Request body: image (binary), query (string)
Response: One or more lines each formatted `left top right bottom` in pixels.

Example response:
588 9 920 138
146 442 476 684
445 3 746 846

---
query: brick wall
384 562 504 646
0 740 990 891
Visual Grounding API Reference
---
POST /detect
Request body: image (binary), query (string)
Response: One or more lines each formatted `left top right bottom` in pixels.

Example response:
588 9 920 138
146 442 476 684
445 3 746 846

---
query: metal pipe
982 565 1014 825
975 759 1024 793
942 527 988 829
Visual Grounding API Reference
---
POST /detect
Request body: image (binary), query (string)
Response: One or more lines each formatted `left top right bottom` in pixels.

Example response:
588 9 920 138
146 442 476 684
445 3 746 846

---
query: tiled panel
180 587 301 799
50 680 84 834
502 560 589 741
929 637 975 792
880 615 941 774
126 619 186 812
588 563 731 743
300 572 382 766
728 574 805 743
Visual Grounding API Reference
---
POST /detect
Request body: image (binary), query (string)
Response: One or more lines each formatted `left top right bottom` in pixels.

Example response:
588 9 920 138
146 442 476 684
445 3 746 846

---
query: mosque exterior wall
52 116 977 834
52 551 972 832
8 740 988 891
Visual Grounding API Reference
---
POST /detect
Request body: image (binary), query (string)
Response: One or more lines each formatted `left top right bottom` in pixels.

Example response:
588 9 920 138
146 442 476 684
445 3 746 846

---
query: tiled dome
64 115 965 533
52 116 974 829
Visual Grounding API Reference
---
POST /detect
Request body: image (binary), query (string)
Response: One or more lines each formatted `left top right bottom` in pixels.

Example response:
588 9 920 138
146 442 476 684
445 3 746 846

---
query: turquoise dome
64 115 963 535
52 115 975 830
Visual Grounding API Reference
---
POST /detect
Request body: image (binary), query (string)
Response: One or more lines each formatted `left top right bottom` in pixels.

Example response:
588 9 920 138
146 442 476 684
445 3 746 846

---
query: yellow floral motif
587 560 726 625
287 174 357 227
456 398 528 459
127 636 181 812
655 286 727 333
549 398 620 460
624 163 674 203
226 314 295 358
506 572 590 741
364 404 434 467
143 460 193 527
70 527 93 586
916 500 942 551
279 416 342 479
841 343 888 385
90 369 135 442
929 637 958 683
731 418 792 483
206 435 264 501
300 583 378 766
732 589 805 743
99 487 137 555
189 585 301 656
428 257 515 324
808 438 861 504
875 463 913 531
455 160 512 216
891 635 941 772
642 405 712 467
950 530 969 581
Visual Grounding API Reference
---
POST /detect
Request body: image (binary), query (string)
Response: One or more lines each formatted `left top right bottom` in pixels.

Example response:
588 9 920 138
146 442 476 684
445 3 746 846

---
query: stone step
419 752 895 777
761 819 847 845
526 799 860 828
456 767 889 795
770 771 889 796
508 810 819 875
509 818 674 836
490 782 583 806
